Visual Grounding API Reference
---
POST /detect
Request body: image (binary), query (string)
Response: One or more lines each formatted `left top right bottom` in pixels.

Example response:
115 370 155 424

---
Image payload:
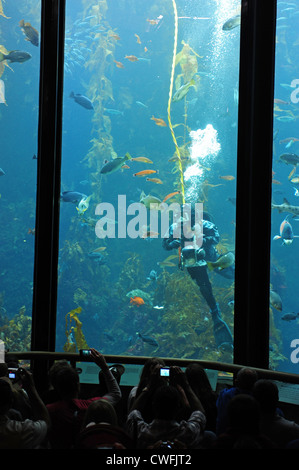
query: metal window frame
30 0 278 387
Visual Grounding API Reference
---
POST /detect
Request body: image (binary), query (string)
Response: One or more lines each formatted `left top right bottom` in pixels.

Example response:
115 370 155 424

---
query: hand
18 368 35 391
169 239 181 249
90 348 109 371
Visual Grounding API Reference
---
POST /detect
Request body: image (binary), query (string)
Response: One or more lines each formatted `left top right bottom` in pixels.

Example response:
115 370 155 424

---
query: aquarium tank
0 0 295 373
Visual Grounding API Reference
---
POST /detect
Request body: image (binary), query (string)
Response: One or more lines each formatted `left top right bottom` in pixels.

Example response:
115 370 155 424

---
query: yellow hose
167 0 185 204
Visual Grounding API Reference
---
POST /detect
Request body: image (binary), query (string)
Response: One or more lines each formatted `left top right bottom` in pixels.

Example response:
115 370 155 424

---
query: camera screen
160 368 170 377
81 349 91 356
8 371 16 379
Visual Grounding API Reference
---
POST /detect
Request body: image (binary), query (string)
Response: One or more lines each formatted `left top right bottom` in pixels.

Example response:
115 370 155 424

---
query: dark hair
252 379 279 414
227 394 260 435
82 399 118 428
152 385 180 420
52 365 80 399
0 379 13 414
185 363 212 394
235 367 258 390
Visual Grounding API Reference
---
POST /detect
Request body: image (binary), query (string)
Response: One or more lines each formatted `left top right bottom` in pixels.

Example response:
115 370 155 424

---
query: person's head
0 363 8 378
227 394 260 435
152 385 181 420
50 363 80 399
0 379 13 415
83 399 118 428
252 379 279 415
235 367 258 391
185 363 212 394
139 357 165 384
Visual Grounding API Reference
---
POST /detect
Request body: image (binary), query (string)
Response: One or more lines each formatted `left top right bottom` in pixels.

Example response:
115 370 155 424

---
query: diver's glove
195 248 206 261
168 239 181 249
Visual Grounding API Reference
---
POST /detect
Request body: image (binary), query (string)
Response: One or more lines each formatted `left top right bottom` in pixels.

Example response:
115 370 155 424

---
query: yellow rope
167 0 185 204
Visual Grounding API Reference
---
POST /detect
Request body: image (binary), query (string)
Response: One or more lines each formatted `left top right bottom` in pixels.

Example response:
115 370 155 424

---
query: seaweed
64 306 89 352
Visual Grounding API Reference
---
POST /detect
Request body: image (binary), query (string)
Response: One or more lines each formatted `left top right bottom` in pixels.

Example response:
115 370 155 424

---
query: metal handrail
8 351 299 385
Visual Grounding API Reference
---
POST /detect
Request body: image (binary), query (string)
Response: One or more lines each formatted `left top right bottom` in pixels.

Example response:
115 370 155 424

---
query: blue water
1 0 298 372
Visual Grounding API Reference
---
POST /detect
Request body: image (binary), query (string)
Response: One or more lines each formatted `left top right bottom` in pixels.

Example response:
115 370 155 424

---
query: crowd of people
1 350 299 449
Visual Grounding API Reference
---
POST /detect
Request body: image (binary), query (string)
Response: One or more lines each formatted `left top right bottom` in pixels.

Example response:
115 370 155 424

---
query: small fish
172 79 195 102
0 168 5 176
27 228 35 235
222 14 241 31
135 34 141 44
207 252 235 271
140 191 162 209
133 169 159 177
281 312 299 322
151 115 167 127
273 215 298 245
162 191 180 203
87 251 106 264
32 154 38 160
146 178 163 184
141 230 159 238
277 115 295 122
153 305 164 310
100 152 131 175
291 177 299 184
70 91 93 109
61 190 87 203
104 108 124 116
272 198 299 217
131 156 153 164
90 246 106 253
135 101 148 108
125 55 138 62
146 19 159 25
137 332 159 347
288 166 297 179
294 187 299 197
219 175 235 181
110 33 120 40
76 195 91 215
270 290 282 311
147 270 158 281
130 296 145 307
114 60 124 68
19 19 39 47
279 153 299 166
0 50 32 63
228 300 235 309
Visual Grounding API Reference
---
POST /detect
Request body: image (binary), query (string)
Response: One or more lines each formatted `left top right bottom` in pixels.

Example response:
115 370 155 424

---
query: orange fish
272 179 282 185
151 115 167 127
144 47 148 53
125 55 138 62
288 166 296 180
219 175 235 181
135 34 141 44
130 296 145 306
133 169 159 177
114 60 124 68
163 191 181 202
146 177 163 184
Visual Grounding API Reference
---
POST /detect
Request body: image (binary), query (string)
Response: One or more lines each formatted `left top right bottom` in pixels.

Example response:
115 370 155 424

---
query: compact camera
8 368 19 381
160 367 170 377
79 349 91 358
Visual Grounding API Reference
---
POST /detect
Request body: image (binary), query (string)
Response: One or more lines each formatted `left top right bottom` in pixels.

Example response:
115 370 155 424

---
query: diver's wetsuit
162 218 233 349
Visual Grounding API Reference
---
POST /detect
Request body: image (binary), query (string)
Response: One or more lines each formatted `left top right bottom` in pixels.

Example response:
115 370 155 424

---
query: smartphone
160 367 170 377
79 349 91 358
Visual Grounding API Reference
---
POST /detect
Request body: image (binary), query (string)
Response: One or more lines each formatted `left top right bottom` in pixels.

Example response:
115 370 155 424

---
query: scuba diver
162 203 233 350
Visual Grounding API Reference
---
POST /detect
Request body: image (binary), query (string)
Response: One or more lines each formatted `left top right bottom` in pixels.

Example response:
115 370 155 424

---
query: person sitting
127 357 165 420
185 363 217 434
76 399 133 449
0 368 49 449
216 367 258 435
162 203 233 350
46 348 121 449
126 365 206 449
253 379 299 448
213 394 273 448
